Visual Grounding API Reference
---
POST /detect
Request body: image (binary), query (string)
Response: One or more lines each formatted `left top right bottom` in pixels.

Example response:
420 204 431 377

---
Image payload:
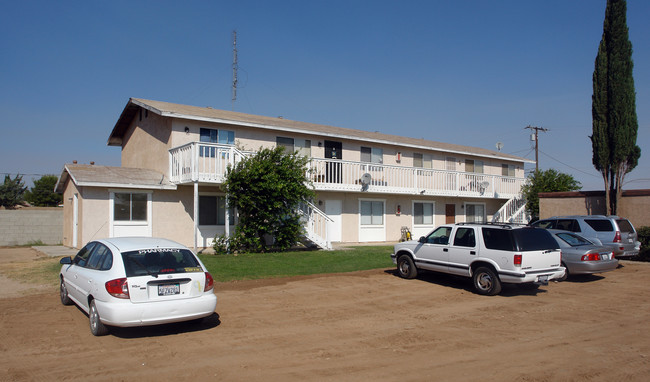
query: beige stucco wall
539 191 650 228
121 111 172 174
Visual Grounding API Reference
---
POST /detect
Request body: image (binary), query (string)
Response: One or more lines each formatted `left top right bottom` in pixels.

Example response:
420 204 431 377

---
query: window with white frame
360 200 384 225
465 203 485 223
465 159 484 174
414 153 433 169
501 164 515 177
413 202 434 225
446 157 457 171
360 147 383 164
199 195 234 226
276 137 311 157
113 192 147 221
200 128 235 156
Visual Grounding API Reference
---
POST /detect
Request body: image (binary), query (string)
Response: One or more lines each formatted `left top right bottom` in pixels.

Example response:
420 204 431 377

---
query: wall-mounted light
184 126 190 134
318 142 322 147
396 204 401 215
318 200 323 206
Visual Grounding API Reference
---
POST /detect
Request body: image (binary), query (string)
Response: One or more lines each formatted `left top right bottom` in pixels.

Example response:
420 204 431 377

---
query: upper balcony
169 142 524 199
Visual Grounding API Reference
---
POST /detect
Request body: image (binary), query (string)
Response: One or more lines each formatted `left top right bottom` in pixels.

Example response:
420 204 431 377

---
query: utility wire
538 150 600 177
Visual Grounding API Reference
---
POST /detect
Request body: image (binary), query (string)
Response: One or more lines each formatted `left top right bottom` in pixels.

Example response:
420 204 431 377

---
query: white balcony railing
169 143 524 199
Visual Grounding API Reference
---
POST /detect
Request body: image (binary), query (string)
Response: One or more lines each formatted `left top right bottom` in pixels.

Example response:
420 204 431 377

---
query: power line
538 150 600 177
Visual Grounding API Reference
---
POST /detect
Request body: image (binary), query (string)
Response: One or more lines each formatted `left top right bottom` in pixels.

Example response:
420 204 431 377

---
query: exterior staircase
298 201 333 250
492 195 530 224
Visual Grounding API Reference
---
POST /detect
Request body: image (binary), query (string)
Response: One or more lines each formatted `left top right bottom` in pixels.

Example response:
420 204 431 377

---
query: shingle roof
55 164 176 193
108 97 532 163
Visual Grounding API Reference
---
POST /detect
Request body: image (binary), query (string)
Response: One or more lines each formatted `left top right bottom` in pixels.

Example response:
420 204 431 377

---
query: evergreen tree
0 174 28 209
25 175 62 207
590 0 640 214
220 146 315 253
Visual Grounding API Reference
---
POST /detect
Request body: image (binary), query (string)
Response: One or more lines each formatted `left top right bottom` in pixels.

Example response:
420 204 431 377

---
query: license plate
158 283 180 296
601 254 609 260
537 275 549 283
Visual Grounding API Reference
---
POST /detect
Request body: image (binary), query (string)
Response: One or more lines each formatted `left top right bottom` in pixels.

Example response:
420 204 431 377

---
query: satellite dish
361 173 372 185
496 142 503 151
480 181 490 189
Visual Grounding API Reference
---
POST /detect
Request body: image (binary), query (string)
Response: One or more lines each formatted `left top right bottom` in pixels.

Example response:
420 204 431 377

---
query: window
502 164 515 177
413 153 433 169
276 137 294 152
414 202 434 225
465 203 485 223
446 157 457 171
73 242 97 267
585 219 613 232
360 200 383 225
360 147 383 164
425 226 452 244
276 137 311 157
86 244 113 271
465 159 484 173
199 195 234 226
482 228 516 251
453 227 476 247
200 128 235 156
114 193 147 221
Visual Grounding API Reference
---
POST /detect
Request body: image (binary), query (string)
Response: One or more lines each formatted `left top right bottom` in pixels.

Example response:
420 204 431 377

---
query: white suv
391 223 565 295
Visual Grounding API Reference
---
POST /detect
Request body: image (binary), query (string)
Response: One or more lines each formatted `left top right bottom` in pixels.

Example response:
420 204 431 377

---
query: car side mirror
418 236 426 243
60 256 72 265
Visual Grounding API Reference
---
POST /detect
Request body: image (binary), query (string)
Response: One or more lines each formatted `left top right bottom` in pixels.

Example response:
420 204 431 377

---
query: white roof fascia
134 99 532 164
75 181 177 190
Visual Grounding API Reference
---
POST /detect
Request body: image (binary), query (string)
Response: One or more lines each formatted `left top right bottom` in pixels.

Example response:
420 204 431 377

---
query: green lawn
198 245 394 282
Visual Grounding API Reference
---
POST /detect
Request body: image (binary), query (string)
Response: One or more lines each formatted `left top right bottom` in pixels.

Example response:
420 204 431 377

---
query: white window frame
464 202 486 223
412 200 435 239
109 189 153 237
359 198 386 242
198 192 234 227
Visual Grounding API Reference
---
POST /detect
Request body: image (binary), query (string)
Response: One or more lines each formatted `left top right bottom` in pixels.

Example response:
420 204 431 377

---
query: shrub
636 226 650 262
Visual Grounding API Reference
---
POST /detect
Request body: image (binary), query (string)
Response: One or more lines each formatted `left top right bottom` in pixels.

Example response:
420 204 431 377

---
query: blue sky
1 0 648 190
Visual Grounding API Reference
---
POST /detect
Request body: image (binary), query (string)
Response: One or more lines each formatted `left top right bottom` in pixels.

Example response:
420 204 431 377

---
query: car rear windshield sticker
184 267 202 273
138 248 181 254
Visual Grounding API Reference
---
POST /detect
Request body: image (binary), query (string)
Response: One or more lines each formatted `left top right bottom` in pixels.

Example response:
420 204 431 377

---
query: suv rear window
585 219 614 232
122 248 202 277
482 228 516 251
616 219 634 232
511 228 559 251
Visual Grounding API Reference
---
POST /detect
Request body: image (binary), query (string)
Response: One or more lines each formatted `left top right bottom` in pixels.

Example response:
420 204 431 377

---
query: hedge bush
636 226 650 262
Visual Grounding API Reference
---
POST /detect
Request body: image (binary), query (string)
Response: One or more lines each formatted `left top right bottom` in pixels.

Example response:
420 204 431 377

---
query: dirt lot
1 247 650 381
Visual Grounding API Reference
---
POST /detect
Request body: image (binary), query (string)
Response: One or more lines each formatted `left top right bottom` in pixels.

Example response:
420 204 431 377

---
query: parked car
391 223 565 295
59 237 217 336
530 215 640 258
547 229 618 281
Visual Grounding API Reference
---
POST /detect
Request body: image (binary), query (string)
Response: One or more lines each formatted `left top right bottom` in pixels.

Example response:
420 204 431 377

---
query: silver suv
530 215 640 258
391 223 565 296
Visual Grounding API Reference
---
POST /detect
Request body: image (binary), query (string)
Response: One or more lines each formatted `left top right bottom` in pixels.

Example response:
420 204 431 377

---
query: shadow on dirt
384 269 548 297
104 312 221 339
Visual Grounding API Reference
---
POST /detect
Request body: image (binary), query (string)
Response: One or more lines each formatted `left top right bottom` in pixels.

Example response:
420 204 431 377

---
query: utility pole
525 125 548 171
231 30 238 111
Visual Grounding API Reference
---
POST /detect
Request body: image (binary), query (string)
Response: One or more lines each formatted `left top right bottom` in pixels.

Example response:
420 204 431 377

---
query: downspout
193 181 199 252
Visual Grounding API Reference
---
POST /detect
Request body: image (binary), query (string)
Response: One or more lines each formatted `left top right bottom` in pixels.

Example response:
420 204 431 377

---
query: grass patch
198 246 394 282
1 257 62 288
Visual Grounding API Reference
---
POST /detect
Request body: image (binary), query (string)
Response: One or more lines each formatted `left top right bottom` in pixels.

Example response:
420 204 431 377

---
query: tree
24 175 62 207
0 174 28 209
521 169 582 221
591 0 640 215
220 146 315 253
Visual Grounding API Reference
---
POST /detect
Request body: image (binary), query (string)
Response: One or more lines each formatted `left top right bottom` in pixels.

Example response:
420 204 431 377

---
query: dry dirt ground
1 247 650 381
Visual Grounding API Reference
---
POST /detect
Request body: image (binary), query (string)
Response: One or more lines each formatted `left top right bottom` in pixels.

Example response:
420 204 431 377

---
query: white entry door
325 200 342 242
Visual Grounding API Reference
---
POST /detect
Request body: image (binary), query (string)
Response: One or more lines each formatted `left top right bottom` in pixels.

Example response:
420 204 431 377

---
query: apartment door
324 140 343 183
325 200 342 242
445 204 456 224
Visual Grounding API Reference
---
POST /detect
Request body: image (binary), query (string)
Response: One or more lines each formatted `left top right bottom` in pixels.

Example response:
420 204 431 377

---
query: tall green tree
24 175 62 207
221 146 315 253
591 0 640 214
0 174 28 209
521 169 582 221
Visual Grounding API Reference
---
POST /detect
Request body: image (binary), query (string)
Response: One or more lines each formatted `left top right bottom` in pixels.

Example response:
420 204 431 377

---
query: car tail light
514 254 522 266
581 252 601 262
613 231 621 243
204 272 214 292
105 278 129 299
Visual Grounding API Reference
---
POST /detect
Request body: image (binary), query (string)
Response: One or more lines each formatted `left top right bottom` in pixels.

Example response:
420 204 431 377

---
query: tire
473 266 502 296
396 254 417 279
60 278 73 306
89 299 110 336
557 263 569 282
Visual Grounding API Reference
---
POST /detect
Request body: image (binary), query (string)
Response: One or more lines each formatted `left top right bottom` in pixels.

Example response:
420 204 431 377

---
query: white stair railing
492 195 529 224
298 201 333 250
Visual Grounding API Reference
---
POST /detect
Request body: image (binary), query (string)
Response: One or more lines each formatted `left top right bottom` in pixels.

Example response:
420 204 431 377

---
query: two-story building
55 98 532 249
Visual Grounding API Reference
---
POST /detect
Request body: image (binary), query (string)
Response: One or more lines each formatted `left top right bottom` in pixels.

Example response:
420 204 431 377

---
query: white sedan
59 237 217 336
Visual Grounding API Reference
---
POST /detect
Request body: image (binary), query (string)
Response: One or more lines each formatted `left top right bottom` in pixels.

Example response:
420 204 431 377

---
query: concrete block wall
0 208 63 246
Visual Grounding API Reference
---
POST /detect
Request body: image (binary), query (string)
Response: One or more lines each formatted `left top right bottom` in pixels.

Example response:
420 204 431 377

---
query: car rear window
121 248 202 277
511 228 559 251
585 219 614 232
482 228 516 251
616 219 634 233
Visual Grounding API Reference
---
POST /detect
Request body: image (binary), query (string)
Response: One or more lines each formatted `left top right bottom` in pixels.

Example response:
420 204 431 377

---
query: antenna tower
231 30 238 110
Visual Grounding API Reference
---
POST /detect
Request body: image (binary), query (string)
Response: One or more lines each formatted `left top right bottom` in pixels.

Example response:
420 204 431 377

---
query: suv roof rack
455 222 527 229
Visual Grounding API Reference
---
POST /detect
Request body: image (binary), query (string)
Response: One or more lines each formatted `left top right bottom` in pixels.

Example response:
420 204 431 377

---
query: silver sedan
548 230 619 281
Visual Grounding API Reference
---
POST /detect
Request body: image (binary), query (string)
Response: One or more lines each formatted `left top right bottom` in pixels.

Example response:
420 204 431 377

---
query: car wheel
60 278 72 306
397 254 417 279
473 266 501 296
557 263 569 282
89 300 109 336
